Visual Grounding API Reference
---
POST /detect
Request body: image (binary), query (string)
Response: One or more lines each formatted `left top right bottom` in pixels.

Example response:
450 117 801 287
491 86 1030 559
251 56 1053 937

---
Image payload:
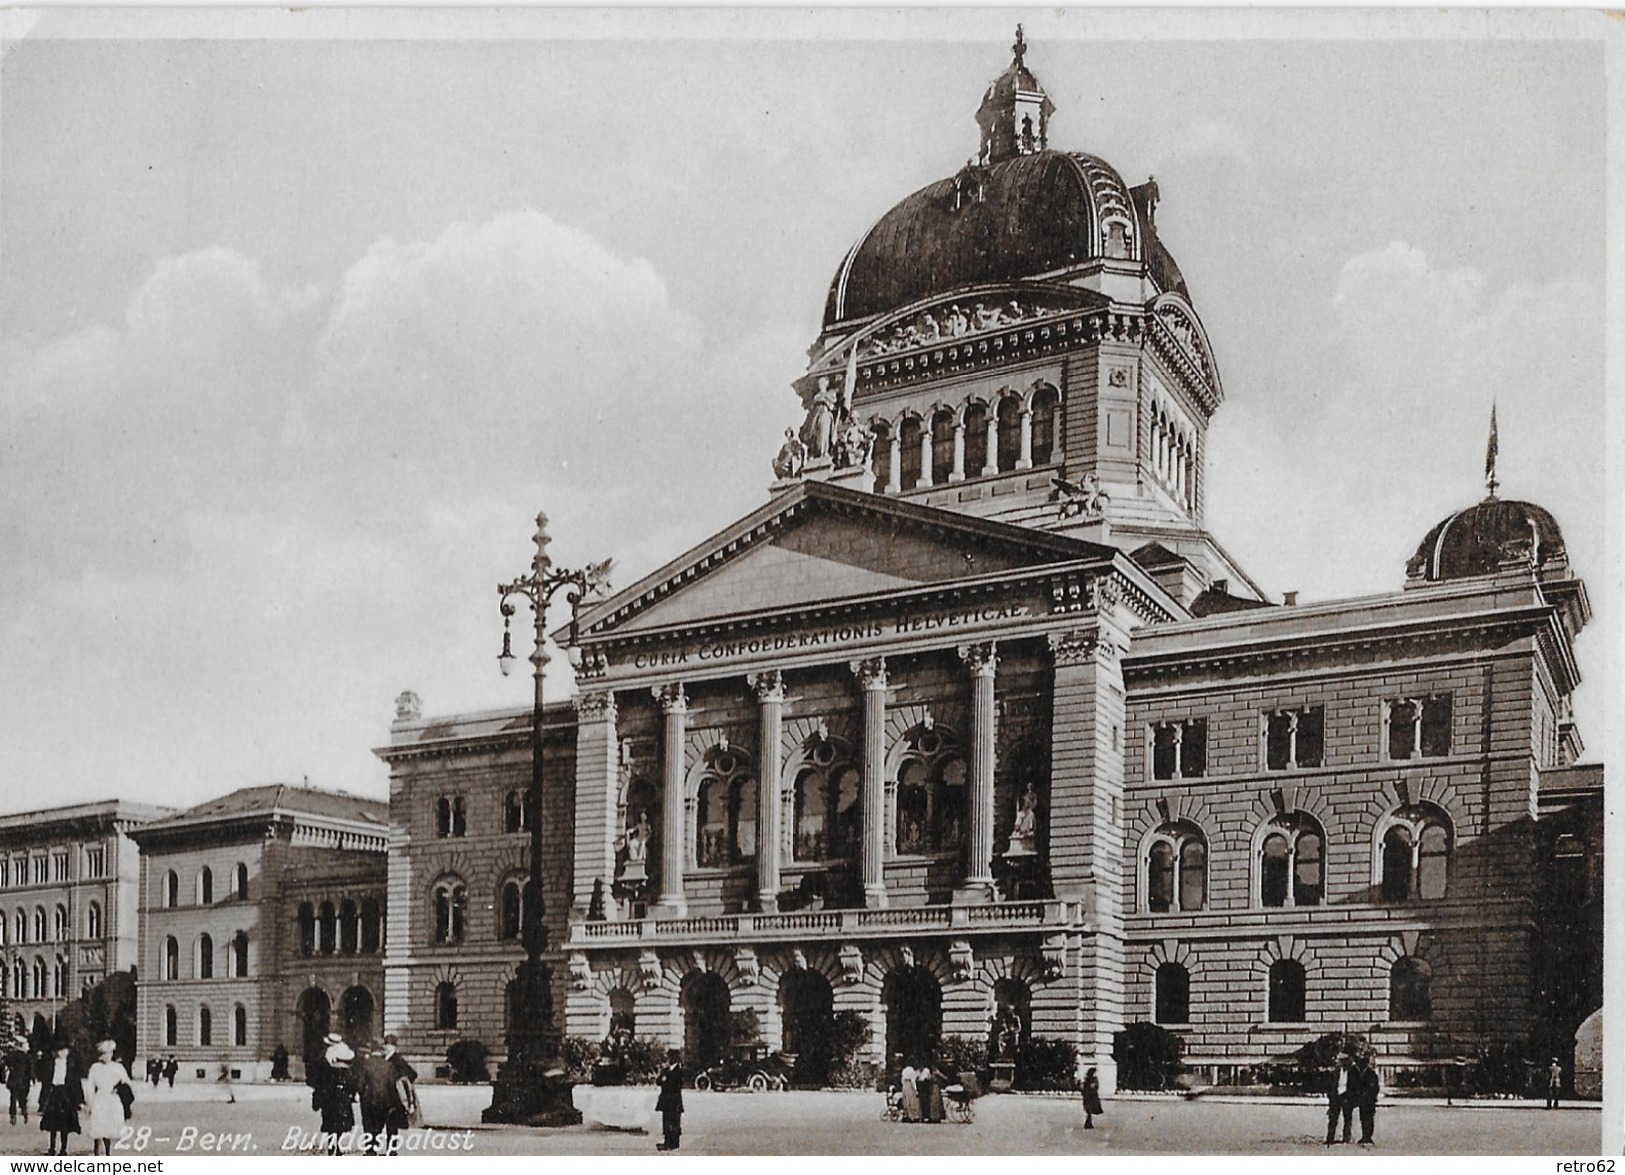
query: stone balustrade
567 899 1077 949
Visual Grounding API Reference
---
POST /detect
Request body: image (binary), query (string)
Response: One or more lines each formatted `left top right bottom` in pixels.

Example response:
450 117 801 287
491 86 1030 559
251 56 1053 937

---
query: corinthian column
958 642 998 901
750 671 786 913
1017 409 1034 469
887 432 902 494
653 683 688 917
850 657 889 909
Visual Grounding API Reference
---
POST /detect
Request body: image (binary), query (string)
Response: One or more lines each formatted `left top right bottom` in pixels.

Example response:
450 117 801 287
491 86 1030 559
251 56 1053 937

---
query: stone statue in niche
800 377 838 458
1008 783 1039 856
772 427 807 480
624 810 651 862
990 1006 1022 1062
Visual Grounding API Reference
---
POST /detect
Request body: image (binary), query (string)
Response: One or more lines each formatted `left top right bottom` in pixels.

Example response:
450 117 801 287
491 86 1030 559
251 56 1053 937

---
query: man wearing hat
654 1050 684 1152
1546 1058 1563 1109
315 1032 356 1153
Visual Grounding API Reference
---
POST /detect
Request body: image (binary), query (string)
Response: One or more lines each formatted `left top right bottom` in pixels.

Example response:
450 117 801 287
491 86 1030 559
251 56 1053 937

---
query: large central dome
823 149 1185 328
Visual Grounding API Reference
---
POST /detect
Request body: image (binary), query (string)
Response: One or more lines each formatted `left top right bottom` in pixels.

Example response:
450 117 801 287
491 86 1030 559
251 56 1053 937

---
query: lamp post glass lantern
483 510 611 1127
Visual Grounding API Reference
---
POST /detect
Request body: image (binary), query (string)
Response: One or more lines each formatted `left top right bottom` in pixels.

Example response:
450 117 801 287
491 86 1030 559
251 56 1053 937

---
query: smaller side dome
1408 497 1568 582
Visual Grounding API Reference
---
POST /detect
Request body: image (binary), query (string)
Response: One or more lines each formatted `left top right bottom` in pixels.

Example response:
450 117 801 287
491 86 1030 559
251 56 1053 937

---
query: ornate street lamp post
483 511 610 1126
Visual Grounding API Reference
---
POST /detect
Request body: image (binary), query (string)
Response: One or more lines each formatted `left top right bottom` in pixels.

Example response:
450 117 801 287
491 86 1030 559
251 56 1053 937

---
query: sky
0 9 1612 813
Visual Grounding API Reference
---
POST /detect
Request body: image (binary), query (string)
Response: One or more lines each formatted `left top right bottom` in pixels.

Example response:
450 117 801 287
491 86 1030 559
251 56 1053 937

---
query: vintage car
692 1043 792 1093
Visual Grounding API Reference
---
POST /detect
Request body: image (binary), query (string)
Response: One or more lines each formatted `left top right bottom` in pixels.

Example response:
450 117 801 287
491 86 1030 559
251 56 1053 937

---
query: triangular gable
576 481 1114 640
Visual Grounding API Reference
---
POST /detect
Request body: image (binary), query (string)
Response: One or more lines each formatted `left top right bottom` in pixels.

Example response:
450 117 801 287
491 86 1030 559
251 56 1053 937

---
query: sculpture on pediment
800 377 839 458
834 418 875 471
772 428 807 480
1052 472 1111 522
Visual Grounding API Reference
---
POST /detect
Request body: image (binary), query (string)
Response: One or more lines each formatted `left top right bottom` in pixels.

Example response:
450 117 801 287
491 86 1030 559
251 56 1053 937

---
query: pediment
578 482 1112 640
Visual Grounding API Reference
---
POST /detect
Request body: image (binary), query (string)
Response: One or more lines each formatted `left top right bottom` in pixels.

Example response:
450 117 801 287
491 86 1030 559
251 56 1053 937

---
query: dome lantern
976 25 1055 165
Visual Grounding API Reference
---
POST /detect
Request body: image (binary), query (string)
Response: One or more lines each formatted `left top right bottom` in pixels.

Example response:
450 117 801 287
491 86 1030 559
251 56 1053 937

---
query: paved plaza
0 1083 1601 1157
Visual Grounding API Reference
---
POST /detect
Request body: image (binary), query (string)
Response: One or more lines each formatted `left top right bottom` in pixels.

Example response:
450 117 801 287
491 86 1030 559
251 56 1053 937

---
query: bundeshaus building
377 36 1601 1091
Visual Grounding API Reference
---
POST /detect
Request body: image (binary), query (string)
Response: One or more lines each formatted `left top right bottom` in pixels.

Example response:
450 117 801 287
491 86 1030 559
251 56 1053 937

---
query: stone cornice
374 714 577 766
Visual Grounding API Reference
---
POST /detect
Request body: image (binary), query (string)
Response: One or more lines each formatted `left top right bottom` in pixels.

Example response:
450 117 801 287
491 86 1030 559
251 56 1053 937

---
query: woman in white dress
84 1040 128 1155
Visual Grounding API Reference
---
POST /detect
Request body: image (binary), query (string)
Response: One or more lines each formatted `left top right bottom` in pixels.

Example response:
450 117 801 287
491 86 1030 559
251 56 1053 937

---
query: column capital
748 670 786 704
1048 629 1118 667
652 683 688 713
958 641 998 676
573 691 616 722
849 656 888 691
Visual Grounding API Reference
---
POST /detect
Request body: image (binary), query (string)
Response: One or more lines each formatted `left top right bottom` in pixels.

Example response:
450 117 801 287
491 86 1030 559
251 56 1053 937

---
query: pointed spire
1485 402 1500 499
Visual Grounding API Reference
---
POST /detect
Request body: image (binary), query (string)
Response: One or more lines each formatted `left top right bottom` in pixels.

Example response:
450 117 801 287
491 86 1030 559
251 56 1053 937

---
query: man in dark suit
1353 1054 1380 1145
1324 1055 1354 1145
654 1051 684 1152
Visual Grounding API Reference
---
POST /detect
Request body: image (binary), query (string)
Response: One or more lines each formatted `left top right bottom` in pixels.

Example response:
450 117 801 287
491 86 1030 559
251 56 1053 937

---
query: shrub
1466 1042 1530 1096
560 1035 600 1083
830 1059 880 1090
445 1039 490 1083
727 1009 761 1046
936 1034 987 1080
620 1036 666 1085
1113 1022 1185 1091
1016 1037 1078 1091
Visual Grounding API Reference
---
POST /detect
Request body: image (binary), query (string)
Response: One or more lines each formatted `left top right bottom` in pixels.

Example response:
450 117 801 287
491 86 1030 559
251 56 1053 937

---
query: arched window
12 910 22 944
1378 806 1452 902
52 956 67 998
297 903 315 957
435 982 458 1030
231 931 249 978
360 899 382 954
164 871 179 909
996 396 1022 471
198 1005 212 1047
1030 385 1059 465
197 866 213 906
871 421 893 490
1145 823 1206 912
9 959 21 1001
793 750 860 863
1259 814 1324 908
1389 957 1432 1021
85 902 102 941
435 797 452 838
504 790 529 834
31 957 45 1000
52 905 66 942
235 863 249 900
963 402 989 476
499 879 523 940
197 933 213 979
339 900 358 954
898 417 923 491
930 409 955 485
432 880 466 944
452 796 466 837
894 726 967 857
164 936 179 981
164 1005 177 1048
318 901 336 954
1268 959 1307 1023
1155 962 1190 1024
32 908 45 943
694 749 756 869
234 1005 248 1047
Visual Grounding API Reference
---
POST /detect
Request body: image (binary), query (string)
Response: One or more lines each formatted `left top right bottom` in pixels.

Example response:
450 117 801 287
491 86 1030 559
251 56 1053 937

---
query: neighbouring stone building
128 785 388 1081
376 35 1602 1093
0 801 169 1038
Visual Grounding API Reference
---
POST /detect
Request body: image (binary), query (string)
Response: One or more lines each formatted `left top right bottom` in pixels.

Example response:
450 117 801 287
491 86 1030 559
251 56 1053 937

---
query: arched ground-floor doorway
681 972 731 1067
339 985 375 1045
779 968 836 1085
296 987 331 1071
882 966 941 1067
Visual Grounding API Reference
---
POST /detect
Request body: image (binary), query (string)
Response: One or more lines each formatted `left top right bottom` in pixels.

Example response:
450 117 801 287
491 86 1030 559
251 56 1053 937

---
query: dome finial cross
1012 24 1026 65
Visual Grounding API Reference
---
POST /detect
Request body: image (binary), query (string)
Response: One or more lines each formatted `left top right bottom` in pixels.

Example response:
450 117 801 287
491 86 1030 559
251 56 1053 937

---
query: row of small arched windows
1145 806 1452 913
162 1003 248 1048
428 878 535 945
1154 956 1434 1025
161 863 250 909
2 954 69 1000
872 387 1061 493
433 791 534 839
4 902 100 945
160 932 250 980
297 899 384 957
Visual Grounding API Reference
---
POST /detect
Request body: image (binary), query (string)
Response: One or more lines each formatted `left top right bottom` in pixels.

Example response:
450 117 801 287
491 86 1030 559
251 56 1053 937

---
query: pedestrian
1325 1054 1354 1145
1353 1054 1380 1145
5 1045 32 1125
381 1035 419 1154
316 1032 357 1155
354 1042 391 1155
163 1057 177 1088
917 1059 942 1123
899 1058 921 1122
1081 1066 1104 1130
145 1057 159 1087
84 1040 130 1157
38 1046 81 1156
654 1050 684 1151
